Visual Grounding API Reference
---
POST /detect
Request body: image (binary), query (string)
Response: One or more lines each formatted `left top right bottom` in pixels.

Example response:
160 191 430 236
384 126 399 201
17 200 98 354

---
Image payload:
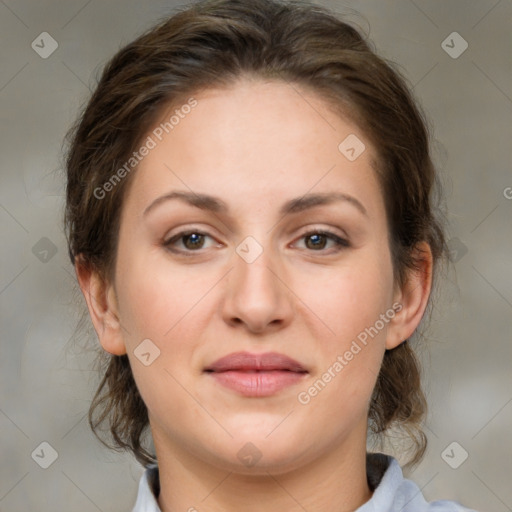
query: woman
64 0 477 510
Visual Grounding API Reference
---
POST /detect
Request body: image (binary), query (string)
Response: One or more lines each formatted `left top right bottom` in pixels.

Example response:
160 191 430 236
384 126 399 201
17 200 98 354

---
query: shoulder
360 453 479 512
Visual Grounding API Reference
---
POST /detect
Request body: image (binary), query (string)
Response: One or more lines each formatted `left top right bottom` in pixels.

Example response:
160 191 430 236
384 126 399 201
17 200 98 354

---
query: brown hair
64 0 448 468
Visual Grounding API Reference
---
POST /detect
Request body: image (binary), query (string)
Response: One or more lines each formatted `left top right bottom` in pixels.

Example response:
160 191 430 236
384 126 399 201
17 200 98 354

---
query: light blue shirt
131 453 478 511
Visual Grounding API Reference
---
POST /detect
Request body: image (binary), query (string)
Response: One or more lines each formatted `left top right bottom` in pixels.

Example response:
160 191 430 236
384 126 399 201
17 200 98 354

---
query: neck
152 422 373 512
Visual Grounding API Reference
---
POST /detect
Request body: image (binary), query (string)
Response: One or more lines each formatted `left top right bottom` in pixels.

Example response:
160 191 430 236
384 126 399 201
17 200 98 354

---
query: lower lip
206 370 307 397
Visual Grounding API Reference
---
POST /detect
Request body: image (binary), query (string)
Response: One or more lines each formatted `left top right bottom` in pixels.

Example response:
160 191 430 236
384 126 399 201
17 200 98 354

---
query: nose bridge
236 236 277 290
234 233 282 301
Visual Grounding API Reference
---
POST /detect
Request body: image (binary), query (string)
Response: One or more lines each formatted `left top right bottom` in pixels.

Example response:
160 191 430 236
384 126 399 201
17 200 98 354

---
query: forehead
124 78 384 220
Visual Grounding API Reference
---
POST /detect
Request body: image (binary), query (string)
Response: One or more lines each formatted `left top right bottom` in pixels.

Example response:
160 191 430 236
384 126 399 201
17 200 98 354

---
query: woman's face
107 79 406 473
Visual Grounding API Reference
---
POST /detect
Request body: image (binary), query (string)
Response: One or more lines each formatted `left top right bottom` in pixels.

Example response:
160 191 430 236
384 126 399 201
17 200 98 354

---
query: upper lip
204 351 308 373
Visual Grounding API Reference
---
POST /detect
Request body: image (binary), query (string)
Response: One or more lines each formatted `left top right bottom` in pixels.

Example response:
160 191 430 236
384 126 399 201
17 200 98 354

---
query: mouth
204 351 308 373
204 351 308 397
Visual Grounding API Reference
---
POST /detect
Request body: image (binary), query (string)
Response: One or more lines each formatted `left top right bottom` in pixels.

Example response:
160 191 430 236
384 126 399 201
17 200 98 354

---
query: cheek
292 250 394 344
116 253 214 414
115 246 216 349
290 248 393 407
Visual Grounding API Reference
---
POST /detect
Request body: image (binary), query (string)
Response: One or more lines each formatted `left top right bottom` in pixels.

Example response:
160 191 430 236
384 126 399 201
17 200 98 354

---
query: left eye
294 230 349 252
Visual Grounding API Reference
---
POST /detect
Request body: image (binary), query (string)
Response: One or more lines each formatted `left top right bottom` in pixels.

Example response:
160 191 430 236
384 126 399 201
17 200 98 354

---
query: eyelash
163 228 350 255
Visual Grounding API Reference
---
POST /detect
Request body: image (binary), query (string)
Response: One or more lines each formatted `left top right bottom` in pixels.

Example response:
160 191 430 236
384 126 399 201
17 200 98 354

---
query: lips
204 351 308 373
204 351 308 397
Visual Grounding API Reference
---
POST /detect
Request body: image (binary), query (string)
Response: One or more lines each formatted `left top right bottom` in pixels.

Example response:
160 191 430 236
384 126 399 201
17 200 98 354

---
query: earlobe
74 256 127 356
385 242 433 350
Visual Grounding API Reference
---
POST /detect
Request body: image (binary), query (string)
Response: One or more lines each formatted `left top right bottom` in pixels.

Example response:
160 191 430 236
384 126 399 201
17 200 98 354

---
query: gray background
1 0 511 511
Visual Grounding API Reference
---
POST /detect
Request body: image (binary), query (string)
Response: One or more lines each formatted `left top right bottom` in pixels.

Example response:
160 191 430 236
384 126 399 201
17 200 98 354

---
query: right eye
163 230 220 254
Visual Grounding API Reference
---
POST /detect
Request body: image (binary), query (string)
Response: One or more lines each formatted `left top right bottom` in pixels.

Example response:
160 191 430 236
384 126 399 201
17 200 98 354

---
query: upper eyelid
164 224 348 239
294 226 348 239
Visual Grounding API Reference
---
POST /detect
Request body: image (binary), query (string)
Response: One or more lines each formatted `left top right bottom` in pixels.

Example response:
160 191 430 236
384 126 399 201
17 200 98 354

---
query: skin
77 78 432 512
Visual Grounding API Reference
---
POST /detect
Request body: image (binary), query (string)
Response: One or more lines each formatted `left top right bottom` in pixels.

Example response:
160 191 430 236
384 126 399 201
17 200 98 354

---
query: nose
221 239 293 334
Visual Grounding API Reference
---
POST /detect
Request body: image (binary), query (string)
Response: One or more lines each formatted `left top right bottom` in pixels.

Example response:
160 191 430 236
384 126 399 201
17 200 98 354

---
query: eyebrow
142 190 368 218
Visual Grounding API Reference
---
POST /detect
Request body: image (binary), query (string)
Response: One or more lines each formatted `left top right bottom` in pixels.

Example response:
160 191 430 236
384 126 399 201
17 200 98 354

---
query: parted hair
64 0 448 467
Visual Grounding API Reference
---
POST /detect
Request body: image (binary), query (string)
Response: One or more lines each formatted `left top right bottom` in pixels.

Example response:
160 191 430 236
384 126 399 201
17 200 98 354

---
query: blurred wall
1 1 511 510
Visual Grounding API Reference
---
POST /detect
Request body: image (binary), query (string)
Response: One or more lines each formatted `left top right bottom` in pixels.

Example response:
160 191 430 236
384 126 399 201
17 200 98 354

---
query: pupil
185 233 203 249
307 234 326 250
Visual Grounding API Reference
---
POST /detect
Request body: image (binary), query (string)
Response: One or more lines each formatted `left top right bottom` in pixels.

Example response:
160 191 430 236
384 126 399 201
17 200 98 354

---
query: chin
207 428 314 475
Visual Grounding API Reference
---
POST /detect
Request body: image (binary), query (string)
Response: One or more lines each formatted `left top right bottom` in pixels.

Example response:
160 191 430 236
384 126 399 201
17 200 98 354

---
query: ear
74 256 127 356
386 241 433 350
